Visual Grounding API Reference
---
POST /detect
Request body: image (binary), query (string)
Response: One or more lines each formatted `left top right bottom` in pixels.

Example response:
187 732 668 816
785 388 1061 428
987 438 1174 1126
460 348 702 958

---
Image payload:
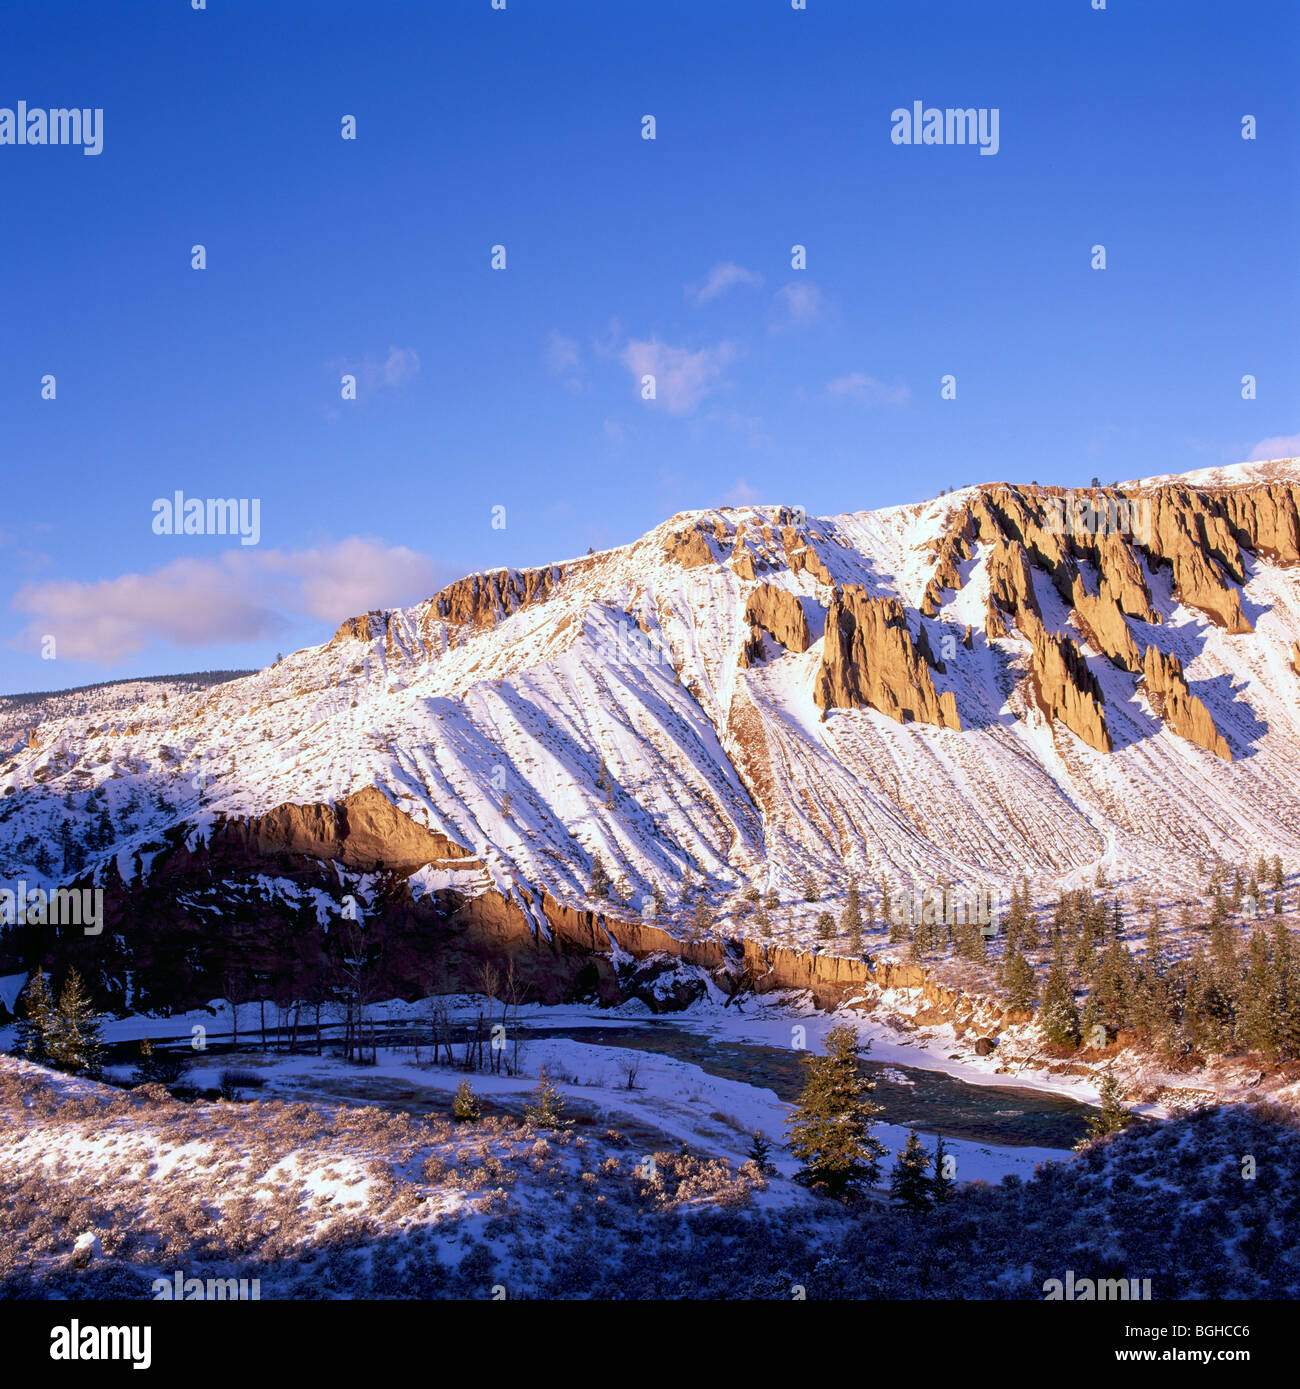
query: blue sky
1 0 1296 692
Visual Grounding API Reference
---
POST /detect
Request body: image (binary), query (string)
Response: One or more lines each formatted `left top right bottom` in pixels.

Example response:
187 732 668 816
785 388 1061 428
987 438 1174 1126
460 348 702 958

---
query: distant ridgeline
0 671 256 708
0 671 258 757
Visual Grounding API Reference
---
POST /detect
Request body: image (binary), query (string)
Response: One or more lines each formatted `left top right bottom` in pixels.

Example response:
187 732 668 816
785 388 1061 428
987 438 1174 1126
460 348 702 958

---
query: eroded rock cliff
814 589 960 729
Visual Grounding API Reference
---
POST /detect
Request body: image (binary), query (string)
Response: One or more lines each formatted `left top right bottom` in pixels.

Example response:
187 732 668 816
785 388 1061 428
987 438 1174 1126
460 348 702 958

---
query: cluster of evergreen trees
586 849 1297 1066
784 1023 954 1206
12 968 105 1077
1000 868 1300 1062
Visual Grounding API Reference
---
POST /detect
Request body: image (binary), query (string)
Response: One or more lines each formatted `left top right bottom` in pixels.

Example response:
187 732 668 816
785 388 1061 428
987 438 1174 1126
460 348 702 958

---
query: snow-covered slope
3 463 1299 921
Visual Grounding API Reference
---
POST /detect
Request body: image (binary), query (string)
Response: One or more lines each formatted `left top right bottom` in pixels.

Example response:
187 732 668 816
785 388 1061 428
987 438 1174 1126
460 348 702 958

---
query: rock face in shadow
814 589 960 729
740 584 812 666
1141 647 1232 761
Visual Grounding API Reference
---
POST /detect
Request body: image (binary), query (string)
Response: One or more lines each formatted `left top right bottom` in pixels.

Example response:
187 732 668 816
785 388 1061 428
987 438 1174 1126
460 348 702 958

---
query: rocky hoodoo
1023 612 1112 753
1070 575 1141 672
1141 487 1252 634
740 584 812 666
912 479 1300 751
814 588 960 729
1141 647 1232 761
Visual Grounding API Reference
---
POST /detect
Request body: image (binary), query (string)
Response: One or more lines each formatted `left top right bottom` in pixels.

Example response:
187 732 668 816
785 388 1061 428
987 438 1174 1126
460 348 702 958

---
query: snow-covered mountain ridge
3 461 1300 924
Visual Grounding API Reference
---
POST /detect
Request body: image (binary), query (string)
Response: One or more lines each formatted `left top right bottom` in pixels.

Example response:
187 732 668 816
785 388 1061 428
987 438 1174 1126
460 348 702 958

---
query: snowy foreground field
3 996 1299 1300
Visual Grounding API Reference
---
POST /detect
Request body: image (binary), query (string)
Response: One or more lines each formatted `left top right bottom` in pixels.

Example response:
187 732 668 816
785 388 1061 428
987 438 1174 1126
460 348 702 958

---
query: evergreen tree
44 969 104 1078
785 1023 886 1199
452 1078 481 1122
755 904 773 939
1089 939 1138 1036
14 970 53 1063
1271 855 1284 892
763 889 779 911
523 1068 570 1129
889 1129 934 1213
930 1134 955 1204
589 853 612 899
132 1036 184 1087
1001 946 1037 1011
1144 905 1164 976
840 883 863 954
815 911 835 942
1183 949 1233 1053
1210 912 1239 995
1236 929 1281 1060
1039 956 1081 1049
745 1130 773 1175
1080 1066 1130 1144
803 874 820 903
692 896 714 935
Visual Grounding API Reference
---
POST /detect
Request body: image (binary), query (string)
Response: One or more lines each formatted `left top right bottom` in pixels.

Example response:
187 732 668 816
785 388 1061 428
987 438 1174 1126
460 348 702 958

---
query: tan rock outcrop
740 584 812 667
1140 487 1251 632
1023 612 1112 753
1141 646 1232 761
781 527 834 585
1070 576 1141 672
661 526 717 569
814 589 960 729
220 785 477 870
432 565 565 630
330 611 388 645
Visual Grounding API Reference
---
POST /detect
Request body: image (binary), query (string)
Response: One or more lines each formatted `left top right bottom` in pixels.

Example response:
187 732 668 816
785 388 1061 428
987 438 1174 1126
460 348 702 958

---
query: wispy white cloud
11 538 446 664
826 372 910 406
326 345 421 393
722 478 764 506
620 337 736 415
687 262 764 305
770 281 823 331
1248 433 1300 461
543 331 585 395
544 331 581 375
